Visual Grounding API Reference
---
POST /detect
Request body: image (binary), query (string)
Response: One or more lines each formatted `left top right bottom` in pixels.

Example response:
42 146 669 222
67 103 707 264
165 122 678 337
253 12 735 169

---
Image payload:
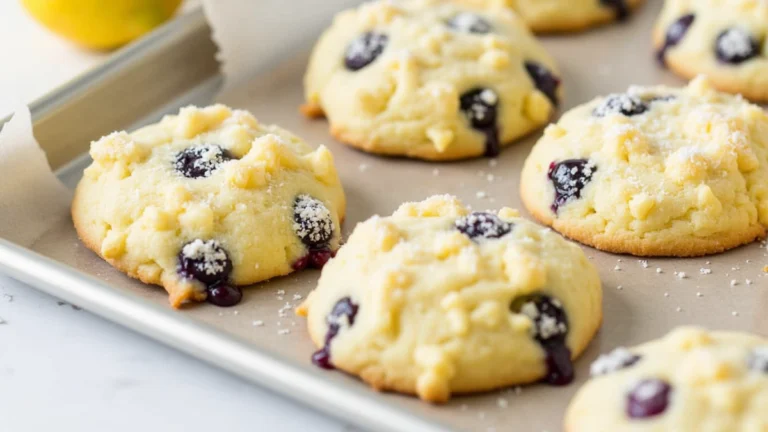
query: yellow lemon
21 0 184 50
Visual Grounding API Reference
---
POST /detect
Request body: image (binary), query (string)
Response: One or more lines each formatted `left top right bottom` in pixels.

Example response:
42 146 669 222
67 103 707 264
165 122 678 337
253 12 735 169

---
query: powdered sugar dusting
182 239 229 275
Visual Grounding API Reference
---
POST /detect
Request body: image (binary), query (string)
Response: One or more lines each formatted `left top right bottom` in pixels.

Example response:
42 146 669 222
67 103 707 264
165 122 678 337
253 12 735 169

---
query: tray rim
0 9 450 432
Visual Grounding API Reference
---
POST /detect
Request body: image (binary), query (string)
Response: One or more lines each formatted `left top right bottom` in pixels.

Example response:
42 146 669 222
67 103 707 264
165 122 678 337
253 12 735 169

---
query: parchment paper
3 0 768 431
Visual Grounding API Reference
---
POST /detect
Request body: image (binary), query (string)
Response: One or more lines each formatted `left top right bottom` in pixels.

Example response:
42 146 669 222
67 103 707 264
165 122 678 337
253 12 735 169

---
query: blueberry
600 0 630 20
174 145 232 179
455 212 512 240
292 249 335 271
312 297 359 369
627 379 672 419
293 195 334 249
206 283 243 307
548 159 597 213
524 61 560 105
178 239 233 286
460 88 501 157
345 32 388 71
590 348 642 376
657 14 695 64
593 94 648 117
447 13 492 34
748 347 768 373
513 295 574 385
716 28 760 64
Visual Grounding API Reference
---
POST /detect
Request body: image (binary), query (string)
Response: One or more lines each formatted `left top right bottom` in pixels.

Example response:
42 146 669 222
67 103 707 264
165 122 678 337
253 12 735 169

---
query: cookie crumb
476 191 488 199
700 268 712 275
613 265 621 271
676 272 687 279
746 279 753 285
639 260 649 268
730 280 739 287
252 320 264 327
277 329 291 335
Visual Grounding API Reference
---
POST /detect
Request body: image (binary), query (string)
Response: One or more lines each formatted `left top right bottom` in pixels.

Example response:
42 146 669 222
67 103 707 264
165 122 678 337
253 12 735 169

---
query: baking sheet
12 1 768 431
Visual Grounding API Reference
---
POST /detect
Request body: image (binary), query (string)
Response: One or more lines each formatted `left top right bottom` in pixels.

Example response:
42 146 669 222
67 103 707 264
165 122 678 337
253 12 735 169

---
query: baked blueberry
548 159 597 213
627 379 672 419
524 61 560 105
460 88 501 157
312 297 359 369
293 195 334 249
344 32 388 71
748 347 768 373
514 294 573 385
447 13 492 34
657 14 695 64
292 249 335 271
177 239 233 286
600 0 630 20
593 94 649 117
716 28 760 64
590 348 642 376
455 212 512 240
206 283 243 307
174 145 231 179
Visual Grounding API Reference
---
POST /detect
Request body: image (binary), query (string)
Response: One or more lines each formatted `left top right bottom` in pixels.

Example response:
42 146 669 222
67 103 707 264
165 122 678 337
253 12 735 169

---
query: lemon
21 0 184 50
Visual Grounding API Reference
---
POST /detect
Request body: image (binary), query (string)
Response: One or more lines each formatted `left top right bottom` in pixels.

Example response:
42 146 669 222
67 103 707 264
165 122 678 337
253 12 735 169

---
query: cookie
565 327 768 431
520 77 768 257
297 195 602 402
509 0 646 33
654 0 768 101
72 104 346 308
302 0 561 161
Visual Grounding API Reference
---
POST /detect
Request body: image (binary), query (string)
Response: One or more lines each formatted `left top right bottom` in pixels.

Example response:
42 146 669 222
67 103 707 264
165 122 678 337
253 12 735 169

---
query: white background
0 1 348 431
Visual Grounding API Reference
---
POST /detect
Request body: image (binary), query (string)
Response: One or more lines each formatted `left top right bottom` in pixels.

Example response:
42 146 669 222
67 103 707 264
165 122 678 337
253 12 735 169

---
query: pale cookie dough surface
520 77 768 257
566 327 768 432
72 105 346 308
654 0 768 101
298 195 602 402
507 0 646 33
303 0 561 161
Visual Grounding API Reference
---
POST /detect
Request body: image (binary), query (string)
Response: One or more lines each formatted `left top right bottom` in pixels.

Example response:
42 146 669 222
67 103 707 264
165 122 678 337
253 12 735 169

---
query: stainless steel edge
0 239 449 432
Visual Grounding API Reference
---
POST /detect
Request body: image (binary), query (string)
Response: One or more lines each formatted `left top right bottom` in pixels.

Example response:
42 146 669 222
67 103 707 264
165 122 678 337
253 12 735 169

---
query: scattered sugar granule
731 280 739 287
476 191 488 199
614 265 621 271
233 310 239 316
746 279 753 285
277 329 291 335
732 311 740 317
676 307 682 312
696 292 703 297
293 294 303 300
514 386 522 395
706 261 711 265
617 285 623 290
497 398 509 409
639 260 649 268
489 159 498 168
432 168 440 176
656 268 663 274
486 174 495 183
664 292 670 297
700 268 712 275
677 272 687 279
252 320 264 327
2 294 13 302
358 163 369 172
276 289 285 295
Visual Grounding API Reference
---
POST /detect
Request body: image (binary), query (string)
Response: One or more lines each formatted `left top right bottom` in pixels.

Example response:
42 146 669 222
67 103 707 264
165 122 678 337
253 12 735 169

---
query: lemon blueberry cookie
565 327 768 431
520 77 768 257
507 0 646 33
297 195 602 402
72 105 346 308
302 0 561 161
654 0 768 101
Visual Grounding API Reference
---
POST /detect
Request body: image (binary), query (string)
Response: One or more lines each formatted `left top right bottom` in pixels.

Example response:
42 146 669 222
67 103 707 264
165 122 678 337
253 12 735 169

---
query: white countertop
0 2 348 431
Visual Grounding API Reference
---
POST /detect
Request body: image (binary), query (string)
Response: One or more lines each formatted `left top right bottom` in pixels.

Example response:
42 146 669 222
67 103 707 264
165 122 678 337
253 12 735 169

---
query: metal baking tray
2 3 767 432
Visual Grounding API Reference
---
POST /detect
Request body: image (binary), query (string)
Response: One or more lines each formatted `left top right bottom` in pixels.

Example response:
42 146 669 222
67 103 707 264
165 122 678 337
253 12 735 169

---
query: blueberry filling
174 145 232 179
524 61 560 105
292 195 335 270
748 347 768 372
600 0 630 20
460 88 501 157
345 32 388 71
447 13 492 34
455 212 513 240
513 295 573 385
657 14 695 64
178 239 241 307
590 348 642 376
627 379 672 419
716 28 760 64
548 159 597 213
593 94 648 117
312 297 359 369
